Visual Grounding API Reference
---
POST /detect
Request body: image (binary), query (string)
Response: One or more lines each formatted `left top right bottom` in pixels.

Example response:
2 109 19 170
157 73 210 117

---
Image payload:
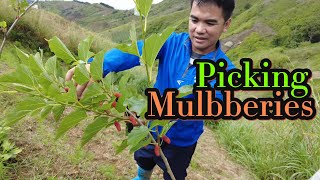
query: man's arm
65 34 171 98
88 41 144 77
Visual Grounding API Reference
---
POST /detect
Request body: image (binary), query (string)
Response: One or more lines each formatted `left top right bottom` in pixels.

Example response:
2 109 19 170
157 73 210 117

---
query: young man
66 0 235 179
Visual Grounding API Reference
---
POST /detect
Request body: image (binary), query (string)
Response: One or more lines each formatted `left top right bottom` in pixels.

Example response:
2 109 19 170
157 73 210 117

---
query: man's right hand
65 64 93 99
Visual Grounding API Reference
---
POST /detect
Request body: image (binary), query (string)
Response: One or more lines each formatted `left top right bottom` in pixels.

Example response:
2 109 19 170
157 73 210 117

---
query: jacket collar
184 36 222 61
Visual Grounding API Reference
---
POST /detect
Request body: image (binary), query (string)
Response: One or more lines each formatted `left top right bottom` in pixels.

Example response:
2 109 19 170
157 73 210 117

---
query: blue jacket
99 32 235 147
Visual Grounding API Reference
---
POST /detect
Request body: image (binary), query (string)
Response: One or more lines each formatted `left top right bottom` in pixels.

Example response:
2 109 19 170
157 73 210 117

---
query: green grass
222 1 263 39
1 0 320 179
0 42 23 113
213 114 320 179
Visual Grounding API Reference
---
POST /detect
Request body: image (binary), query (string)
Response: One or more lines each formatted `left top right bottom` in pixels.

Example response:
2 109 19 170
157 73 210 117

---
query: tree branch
125 109 176 180
0 0 39 56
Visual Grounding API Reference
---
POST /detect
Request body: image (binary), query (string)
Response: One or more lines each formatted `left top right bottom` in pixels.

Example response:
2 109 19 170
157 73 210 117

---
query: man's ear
223 18 232 33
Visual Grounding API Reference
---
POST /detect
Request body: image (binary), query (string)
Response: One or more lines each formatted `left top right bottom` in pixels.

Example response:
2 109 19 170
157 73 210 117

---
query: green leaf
0 21 7 28
52 105 65 121
26 53 45 75
55 109 87 140
159 121 176 137
80 83 106 104
40 105 53 122
81 116 111 147
177 85 193 98
129 136 151 154
143 26 175 68
115 95 126 113
128 126 149 149
4 110 31 127
20 0 29 13
15 46 29 62
74 63 90 85
54 81 77 103
0 65 35 86
3 97 46 126
48 36 76 64
102 72 116 91
90 51 104 81
11 147 22 156
15 97 46 111
124 96 147 116
45 56 57 78
113 74 131 113
130 22 138 44
116 43 139 57
116 22 140 57
149 120 172 130
46 83 61 98
134 0 153 17
30 108 42 118
119 73 130 93
114 139 128 155
78 36 94 61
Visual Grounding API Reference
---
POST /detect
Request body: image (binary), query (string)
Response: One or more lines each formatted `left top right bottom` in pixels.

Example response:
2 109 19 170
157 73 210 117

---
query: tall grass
215 117 320 179
212 79 320 179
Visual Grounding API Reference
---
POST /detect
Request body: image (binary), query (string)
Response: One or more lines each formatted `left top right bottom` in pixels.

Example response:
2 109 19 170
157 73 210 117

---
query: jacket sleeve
88 33 171 77
88 41 143 77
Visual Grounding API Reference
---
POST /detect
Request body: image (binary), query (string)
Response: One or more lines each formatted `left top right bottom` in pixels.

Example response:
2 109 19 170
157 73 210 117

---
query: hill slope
0 0 115 54
39 1 139 32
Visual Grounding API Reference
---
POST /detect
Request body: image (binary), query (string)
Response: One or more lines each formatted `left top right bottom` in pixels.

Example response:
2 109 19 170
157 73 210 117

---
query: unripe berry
154 145 160 157
114 121 121 132
162 135 171 144
114 92 122 98
129 115 138 125
111 101 117 108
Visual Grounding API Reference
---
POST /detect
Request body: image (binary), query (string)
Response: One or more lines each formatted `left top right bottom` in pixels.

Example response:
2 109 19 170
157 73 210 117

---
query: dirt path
8 119 253 179
186 127 253 180
313 71 320 79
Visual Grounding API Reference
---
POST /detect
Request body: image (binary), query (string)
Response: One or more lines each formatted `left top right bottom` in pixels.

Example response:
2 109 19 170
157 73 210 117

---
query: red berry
64 87 69 92
114 121 121 132
129 115 138 125
111 101 117 108
162 135 171 144
154 145 160 157
114 92 122 98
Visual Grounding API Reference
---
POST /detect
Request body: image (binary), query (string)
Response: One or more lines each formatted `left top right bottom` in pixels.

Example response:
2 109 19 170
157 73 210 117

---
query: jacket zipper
182 63 193 78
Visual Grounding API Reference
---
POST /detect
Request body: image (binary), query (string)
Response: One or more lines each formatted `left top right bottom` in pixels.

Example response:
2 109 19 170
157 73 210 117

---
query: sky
79 0 164 10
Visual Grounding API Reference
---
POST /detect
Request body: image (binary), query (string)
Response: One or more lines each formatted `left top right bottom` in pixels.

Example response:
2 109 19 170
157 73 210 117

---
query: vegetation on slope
0 0 320 179
0 0 115 54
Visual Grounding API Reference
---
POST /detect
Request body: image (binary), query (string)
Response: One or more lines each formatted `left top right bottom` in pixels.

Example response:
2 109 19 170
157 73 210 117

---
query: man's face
189 2 231 55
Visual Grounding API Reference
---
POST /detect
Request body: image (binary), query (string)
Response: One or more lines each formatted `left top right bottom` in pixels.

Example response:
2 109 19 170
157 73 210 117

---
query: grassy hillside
39 1 138 32
217 0 320 71
0 0 319 179
0 0 115 54
39 0 190 34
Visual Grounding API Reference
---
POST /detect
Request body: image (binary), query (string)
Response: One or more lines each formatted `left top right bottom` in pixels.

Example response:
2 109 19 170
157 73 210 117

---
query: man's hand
65 64 93 99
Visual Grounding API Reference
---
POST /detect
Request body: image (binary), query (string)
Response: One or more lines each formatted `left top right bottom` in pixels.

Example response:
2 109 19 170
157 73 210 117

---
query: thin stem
0 0 39 56
139 15 152 86
125 109 176 180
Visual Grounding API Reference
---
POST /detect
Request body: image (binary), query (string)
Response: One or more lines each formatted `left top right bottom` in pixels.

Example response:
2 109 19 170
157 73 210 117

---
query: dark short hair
190 0 235 21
